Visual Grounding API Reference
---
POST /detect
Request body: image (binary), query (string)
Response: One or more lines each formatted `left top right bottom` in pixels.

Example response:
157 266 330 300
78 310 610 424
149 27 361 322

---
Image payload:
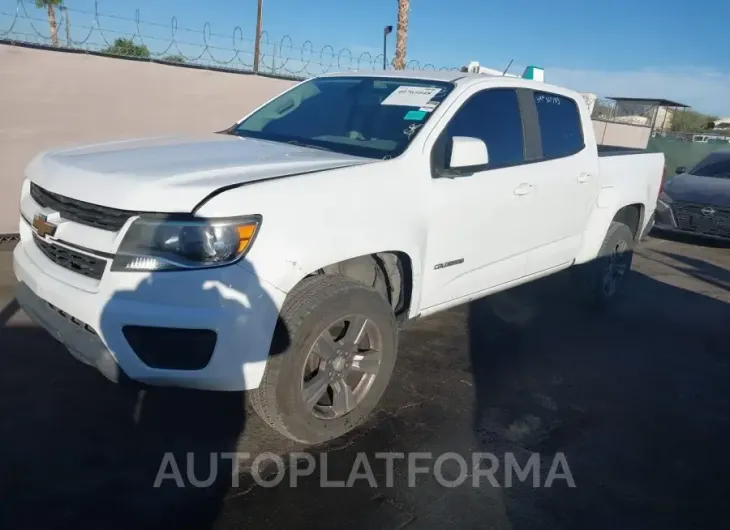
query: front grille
30 183 137 232
673 201 730 238
34 236 107 280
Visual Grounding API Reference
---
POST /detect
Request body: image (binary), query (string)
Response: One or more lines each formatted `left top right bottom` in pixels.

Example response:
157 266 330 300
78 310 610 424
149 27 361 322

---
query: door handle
577 173 591 184
513 183 533 196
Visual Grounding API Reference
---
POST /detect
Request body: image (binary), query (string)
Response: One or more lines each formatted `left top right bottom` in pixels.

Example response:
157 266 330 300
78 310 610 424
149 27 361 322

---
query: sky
2 0 729 115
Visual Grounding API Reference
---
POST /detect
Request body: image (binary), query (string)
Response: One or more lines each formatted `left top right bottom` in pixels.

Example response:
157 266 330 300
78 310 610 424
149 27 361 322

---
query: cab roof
317 70 578 100
318 69 467 82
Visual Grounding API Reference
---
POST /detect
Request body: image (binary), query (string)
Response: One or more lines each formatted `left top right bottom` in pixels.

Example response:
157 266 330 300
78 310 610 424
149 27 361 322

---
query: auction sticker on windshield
381 86 442 107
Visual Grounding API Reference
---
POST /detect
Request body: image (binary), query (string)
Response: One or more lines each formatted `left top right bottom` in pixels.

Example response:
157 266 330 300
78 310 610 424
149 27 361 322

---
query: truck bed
596 149 665 230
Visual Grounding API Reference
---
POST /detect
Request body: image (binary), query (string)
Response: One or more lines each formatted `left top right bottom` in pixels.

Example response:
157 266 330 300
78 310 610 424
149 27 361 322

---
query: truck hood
665 173 730 207
26 134 374 212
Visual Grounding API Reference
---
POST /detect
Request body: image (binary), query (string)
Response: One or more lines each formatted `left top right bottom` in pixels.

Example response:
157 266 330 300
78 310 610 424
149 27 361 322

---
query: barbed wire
0 0 459 77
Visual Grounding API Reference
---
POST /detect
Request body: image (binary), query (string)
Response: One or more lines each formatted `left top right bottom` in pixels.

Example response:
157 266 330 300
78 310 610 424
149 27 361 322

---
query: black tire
249 274 398 444
574 221 635 309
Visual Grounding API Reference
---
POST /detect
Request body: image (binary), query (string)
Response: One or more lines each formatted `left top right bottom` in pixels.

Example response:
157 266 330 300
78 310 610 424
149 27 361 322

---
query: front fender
193 162 428 316
235 242 425 321
238 244 423 302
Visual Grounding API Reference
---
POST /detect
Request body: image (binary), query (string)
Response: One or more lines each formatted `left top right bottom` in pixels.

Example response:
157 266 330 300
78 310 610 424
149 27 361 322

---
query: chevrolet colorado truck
13 71 665 443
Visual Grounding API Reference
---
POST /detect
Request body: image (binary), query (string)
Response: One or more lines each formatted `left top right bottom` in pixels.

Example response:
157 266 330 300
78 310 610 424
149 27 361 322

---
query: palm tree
393 0 410 70
35 0 62 47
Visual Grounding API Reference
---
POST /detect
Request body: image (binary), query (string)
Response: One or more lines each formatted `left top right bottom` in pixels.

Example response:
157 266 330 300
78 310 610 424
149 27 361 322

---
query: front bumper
13 236 287 391
15 281 129 384
653 200 730 242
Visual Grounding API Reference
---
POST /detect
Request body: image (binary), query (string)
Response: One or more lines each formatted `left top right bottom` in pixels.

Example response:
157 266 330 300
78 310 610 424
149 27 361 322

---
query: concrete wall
0 44 296 234
592 119 652 150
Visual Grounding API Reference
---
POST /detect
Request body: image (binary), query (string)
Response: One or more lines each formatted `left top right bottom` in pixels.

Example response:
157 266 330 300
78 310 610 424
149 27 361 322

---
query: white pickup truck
13 70 665 443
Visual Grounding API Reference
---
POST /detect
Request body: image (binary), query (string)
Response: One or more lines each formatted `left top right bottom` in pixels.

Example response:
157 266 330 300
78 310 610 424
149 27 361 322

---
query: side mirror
675 166 687 174
449 136 489 170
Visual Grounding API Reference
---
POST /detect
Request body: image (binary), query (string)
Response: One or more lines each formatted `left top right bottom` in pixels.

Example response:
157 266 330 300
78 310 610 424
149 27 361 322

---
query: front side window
689 155 730 179
438 88 525 169
232 76 454 159
533 91 585 159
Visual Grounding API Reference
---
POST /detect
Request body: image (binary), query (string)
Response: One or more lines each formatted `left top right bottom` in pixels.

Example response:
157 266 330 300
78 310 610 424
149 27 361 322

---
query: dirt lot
0 233 728 530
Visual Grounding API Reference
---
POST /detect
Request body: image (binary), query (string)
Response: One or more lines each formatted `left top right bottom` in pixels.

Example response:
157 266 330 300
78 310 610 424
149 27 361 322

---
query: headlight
658 191 672 208
111 215 261 272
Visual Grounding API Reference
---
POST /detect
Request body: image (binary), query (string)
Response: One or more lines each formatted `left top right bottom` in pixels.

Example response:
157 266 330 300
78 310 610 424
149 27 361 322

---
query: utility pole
63 5 71 45
253 0 263 73
383 25 393 70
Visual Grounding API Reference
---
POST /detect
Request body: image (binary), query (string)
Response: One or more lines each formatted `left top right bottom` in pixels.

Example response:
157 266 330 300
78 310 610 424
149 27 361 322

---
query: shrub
101 38 150 58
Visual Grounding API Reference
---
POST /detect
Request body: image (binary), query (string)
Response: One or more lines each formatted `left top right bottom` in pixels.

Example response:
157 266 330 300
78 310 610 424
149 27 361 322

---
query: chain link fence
647 137 730 174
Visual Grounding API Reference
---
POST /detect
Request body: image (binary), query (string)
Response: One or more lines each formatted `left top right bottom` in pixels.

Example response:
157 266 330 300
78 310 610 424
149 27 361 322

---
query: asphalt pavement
0 233 729 530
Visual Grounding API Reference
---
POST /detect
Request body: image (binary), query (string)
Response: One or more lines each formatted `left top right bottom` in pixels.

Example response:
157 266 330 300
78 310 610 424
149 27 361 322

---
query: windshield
232 76 455 159
689 153 730 179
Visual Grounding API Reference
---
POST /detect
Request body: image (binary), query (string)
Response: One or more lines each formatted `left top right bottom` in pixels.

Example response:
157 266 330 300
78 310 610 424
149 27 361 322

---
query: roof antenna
502 59 514 76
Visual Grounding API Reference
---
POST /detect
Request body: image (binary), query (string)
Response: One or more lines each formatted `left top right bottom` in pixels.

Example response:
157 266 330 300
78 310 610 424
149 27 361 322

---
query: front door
419 87 538 310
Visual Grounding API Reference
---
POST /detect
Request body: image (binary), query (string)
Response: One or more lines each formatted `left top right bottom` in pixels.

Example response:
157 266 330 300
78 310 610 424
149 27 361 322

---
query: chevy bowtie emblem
32 214 57 238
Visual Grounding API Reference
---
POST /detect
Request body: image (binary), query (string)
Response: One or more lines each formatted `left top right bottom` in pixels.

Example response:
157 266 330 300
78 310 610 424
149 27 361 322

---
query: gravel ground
0 232 728 530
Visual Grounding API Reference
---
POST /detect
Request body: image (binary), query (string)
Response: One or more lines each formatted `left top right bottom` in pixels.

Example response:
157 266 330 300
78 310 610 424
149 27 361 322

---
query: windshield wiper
228 128 253 138
285 139 334 152
229 130 335 152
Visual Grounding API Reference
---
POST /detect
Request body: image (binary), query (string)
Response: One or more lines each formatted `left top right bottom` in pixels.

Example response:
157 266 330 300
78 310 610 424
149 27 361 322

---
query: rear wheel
250 275 398 444
574 221 635 308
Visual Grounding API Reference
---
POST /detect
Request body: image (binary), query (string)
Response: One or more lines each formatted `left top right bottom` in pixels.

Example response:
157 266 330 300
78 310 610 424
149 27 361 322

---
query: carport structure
605 97 690 134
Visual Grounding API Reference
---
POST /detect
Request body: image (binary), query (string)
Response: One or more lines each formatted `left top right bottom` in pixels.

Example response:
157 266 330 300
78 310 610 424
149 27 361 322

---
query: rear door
520 89 599 272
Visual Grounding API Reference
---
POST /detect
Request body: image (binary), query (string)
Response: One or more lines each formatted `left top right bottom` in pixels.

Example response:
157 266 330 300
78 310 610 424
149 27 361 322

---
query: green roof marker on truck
522 65 545 82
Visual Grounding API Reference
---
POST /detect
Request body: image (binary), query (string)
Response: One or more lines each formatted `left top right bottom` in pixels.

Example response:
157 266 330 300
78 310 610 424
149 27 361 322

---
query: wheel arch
241 240 423 321
574 193 648 265
612 203 645 241
311 251 415 321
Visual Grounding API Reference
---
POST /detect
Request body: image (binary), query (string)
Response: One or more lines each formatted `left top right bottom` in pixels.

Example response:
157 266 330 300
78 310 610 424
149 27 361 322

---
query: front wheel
249 274 398 444
573 221 635 308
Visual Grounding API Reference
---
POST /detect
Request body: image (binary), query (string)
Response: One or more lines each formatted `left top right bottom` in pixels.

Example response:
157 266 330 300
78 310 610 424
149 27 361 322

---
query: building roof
607 97 690 108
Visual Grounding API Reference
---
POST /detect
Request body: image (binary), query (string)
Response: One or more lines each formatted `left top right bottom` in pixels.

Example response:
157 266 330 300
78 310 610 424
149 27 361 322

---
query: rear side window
533 91 584 159
442 88 525 169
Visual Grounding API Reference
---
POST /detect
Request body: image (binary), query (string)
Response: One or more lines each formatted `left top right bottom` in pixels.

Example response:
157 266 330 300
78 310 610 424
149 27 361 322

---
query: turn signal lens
237 224 257 253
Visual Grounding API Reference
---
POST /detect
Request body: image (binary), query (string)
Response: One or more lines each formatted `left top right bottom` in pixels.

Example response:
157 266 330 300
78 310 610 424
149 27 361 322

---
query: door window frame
528 89 586 161
430 87 543 178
